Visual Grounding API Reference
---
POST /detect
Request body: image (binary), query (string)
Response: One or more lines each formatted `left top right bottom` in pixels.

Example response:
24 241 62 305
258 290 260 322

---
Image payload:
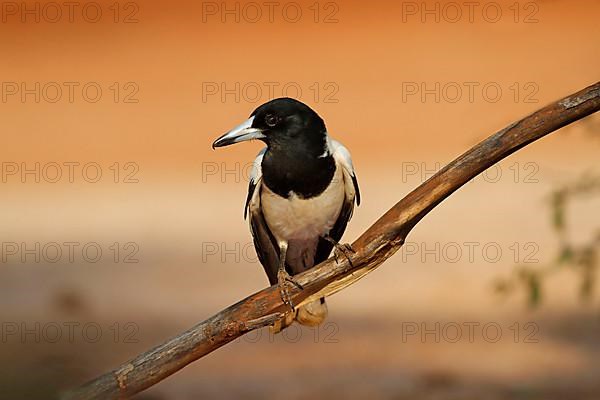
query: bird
212 97 360 330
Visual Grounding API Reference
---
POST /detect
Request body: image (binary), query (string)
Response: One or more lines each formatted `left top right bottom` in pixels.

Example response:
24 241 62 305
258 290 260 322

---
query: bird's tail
296 297 328 326
271 297 328 333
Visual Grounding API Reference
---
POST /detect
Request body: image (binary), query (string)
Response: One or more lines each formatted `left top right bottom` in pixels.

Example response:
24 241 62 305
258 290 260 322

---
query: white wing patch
328 138 355 173
328 137 360 206
245 148 266 220
250 147 266 185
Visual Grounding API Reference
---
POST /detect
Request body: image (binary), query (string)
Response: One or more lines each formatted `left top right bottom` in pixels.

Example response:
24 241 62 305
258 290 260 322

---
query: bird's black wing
245 149 280 284
314 139 360 264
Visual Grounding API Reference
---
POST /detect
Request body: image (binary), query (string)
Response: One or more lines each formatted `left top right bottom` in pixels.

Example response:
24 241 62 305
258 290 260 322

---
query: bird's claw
332 242 355 267
323 234 355 267
277 268 303 310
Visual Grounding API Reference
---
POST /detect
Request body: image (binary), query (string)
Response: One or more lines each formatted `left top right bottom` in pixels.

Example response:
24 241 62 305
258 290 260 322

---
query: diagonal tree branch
63 81 600 400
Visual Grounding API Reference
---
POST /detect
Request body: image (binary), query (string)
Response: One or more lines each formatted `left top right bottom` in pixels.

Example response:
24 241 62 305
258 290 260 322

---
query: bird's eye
264 114 279 127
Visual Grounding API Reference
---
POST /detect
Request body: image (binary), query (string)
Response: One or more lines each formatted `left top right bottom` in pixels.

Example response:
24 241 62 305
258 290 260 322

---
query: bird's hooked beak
212 116 265 149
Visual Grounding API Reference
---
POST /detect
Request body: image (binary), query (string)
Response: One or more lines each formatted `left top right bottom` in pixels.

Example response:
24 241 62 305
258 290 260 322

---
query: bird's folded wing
314 138 361 263
245 148 280 284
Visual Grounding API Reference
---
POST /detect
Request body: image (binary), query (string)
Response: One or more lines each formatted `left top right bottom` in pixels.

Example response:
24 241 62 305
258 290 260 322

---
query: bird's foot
324 236 355 267
277 268 303 310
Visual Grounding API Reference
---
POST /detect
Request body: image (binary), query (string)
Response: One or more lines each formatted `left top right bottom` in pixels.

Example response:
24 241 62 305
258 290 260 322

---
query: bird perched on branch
212 98 360 331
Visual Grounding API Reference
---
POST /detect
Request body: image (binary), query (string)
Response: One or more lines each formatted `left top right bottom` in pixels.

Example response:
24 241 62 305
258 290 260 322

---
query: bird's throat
261 150 336 200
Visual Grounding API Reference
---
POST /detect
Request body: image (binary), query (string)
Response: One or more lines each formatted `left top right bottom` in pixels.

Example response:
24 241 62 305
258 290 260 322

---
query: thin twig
63 81 600 400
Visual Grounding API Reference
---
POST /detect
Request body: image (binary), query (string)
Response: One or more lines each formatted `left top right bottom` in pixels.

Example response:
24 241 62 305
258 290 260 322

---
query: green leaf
557 245 574 264
527 273 542 308
550 191 566 233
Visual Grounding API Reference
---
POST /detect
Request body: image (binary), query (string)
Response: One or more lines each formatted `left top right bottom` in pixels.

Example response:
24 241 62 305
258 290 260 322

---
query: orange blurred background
0 0 599 399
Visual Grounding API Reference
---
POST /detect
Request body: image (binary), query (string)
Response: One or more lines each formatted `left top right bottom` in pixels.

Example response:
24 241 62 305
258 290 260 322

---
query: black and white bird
212 98 360 329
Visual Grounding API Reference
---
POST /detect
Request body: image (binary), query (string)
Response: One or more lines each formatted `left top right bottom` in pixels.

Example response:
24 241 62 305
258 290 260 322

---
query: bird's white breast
261 166 345 244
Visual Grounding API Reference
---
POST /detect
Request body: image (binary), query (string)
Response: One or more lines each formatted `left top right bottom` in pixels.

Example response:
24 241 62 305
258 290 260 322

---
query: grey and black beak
212 116 265 149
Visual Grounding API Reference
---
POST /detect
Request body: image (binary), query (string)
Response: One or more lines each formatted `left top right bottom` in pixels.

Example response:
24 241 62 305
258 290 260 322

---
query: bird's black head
250 97 326 146
212 98 327 156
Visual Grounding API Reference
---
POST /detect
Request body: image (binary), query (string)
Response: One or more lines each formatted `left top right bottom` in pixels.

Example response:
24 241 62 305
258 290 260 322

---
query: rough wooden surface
62 81 600 400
